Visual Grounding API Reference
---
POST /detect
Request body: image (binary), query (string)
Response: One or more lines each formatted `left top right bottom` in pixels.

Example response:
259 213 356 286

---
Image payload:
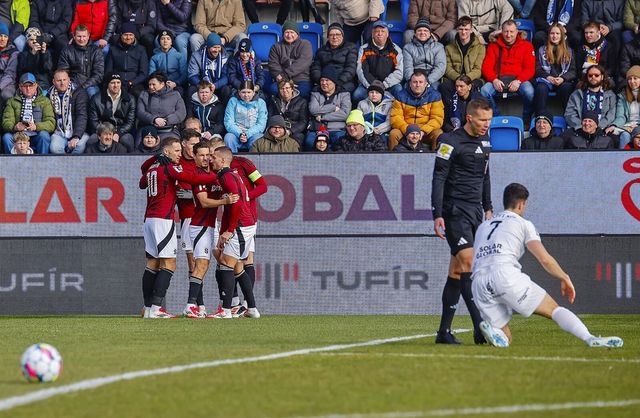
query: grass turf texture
0 315 638 418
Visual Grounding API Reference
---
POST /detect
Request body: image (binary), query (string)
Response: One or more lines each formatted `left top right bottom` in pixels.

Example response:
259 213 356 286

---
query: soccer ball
20 343 63 383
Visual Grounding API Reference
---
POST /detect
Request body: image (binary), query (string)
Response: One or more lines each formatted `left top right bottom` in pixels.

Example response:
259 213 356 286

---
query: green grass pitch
0 315 638 418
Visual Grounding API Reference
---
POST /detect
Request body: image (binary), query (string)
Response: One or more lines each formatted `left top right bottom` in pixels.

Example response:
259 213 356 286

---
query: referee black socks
460 272 484 332
438 276 461 333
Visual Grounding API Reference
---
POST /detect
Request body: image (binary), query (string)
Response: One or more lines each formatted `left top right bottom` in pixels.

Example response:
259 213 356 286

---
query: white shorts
189 225 214 260
248 222 257 253
472 265 547 329
180 218 193 252
144 218 178 259
222 224 257 260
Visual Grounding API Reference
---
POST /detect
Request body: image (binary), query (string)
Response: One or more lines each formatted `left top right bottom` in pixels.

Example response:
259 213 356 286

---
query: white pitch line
291 399 640 418
0 329 470 413
320 352 640 364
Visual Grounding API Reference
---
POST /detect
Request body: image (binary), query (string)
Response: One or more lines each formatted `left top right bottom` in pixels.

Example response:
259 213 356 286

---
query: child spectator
226 38 264 95
313 128 330 152
136 125 161 154
149 30 187 94
357 80 393 144
10 132 33 154
223 80 267 152
625 126 640 150
188 80 225 139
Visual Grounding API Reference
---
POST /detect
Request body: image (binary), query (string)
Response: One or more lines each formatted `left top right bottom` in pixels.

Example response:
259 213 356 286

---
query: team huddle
139 134 266 319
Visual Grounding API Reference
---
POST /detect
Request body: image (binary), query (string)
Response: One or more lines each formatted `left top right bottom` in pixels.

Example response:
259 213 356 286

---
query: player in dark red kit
210 146 260 319
139 137 217 319
184 141 238 318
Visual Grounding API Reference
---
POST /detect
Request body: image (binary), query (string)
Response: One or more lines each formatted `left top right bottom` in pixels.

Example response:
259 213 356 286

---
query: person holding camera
17 28 53 92
28 0 73 62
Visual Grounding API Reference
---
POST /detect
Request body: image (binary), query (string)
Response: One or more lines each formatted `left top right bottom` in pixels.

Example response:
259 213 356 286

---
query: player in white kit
471 183 623 348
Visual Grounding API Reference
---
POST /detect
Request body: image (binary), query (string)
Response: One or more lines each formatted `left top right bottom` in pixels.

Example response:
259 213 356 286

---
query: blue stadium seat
248 23 281 62
401 0 410 21
490 116 523 151
529 116 568 136
381 0 390 20
386 21 406 47
513 19 535 42
299 22 324 55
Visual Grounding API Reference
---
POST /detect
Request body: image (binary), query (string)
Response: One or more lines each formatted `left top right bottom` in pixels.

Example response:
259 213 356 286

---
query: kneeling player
471 183 623 348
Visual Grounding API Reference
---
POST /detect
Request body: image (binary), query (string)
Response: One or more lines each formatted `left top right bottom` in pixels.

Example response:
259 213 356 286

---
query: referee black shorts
442 201 484 256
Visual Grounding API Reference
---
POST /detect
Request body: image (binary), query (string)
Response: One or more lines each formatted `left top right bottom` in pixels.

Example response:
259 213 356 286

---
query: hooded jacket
403 36 446 85
105 39 149 87
88 88 136 135
58 41 104 89
310 39 358 92
267 89 308 144
137 85 186 132
150 46 187 86
444 34 486 82
224 93 267 138
268 37 313 83
481 33 535 82
357 38 404 88
0 43 18 101
251 130 300 153
188 91 225 135
357 93 394 134
71 0 117 42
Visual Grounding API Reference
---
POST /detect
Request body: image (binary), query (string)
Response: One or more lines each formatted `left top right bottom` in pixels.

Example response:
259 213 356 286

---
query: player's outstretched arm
197 192 239 208
526 240 576 304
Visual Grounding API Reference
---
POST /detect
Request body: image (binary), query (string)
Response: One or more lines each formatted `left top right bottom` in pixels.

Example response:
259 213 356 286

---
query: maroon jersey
218 167 256 233
191 173 223 228
230 156 267 219
176 158 197 220
141 162 217 220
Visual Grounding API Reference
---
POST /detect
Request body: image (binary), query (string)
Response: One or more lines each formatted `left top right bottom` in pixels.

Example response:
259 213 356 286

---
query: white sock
151 305 161 314
551 307 593 342
232 297 240 306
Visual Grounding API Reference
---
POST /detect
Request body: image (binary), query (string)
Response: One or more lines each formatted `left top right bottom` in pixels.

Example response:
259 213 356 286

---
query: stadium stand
489 116 523 151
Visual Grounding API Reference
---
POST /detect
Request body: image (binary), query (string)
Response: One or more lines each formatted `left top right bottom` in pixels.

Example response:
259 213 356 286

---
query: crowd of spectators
1 0 639 154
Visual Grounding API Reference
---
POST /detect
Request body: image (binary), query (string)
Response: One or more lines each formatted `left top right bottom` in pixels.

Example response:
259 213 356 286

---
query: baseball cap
19 73 37 85
372 20 388 30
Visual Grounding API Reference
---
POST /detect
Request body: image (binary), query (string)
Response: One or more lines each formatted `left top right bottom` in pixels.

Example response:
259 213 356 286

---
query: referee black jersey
431 128 493 219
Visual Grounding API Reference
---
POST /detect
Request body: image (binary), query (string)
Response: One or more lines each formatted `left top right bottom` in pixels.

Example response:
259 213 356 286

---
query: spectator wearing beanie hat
188 32 231 102
403 17 447 89
313 127 330 152
227 37 265 94
562 109 615 149
521 111 565 150
191 0 247 53
307 65 352 149
394 123 430 152
357 80 393 144
149 29 187 95
610 65 640 149
251 114 300 153
310 22 359 93
333 109 386 152
405 0 457 45
136 125 161 153
267 20 313 98
115 0 158 57
105 22 149 98
156 0 192 65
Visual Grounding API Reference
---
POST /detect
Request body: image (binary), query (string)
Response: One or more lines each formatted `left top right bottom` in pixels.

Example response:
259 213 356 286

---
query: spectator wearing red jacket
70 0 117 56
480 20 536 123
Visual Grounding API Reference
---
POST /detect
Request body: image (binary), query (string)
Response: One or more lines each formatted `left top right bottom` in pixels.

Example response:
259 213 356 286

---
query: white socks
551 307 593 342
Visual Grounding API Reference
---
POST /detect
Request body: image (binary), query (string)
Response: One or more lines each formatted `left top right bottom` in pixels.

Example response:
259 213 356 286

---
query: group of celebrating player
139 131 266 319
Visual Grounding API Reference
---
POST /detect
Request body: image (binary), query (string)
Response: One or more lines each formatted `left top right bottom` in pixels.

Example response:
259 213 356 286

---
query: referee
431 98 494 344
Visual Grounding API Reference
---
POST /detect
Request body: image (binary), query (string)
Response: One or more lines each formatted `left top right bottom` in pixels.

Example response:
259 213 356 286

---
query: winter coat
251 131 300 153
85 141 128 153
7 0 29 41
331 0 385 26
188 48 229 88
458 0 513 36
137 86 187 133
267 90 308 144
390 86 444 135
308 88 351 131
357 39 404 88
117 0 158 40
581 0 625 31
193 0 246 43
226 54 265 91
393 137 431 152
357 94 394 134
188 91 225 136
105 40 149 88
310 40 358 92
224 95 267 138
48 86 89 139
17 49 53 91
333 132 387 152
407 0 457 40
521 130 565 150
534 45 577 83
564 88 617 129
29 0 73 40
88 89 136 135
619 36 640 87
57 42 105 89
3 88 55 133
157 0 191 34
403 36 446 85
481 34 535 82
562 128 615 149
268 38 313 83
444 34 486 82
149 47 187 86
532 0 583 37
624 0 640 31
71 0 117 42
576 36 617 77
612 92 639 128
0 44 18 101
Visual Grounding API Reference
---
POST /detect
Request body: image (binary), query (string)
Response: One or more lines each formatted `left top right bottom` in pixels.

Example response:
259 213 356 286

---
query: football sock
142 268 157 308
188 276 203 305
151 268 174 307
196 284 204 306
438 277 461 333
551 307 593 341
236 270 256 308
231 296 240 306
233 280 239 299
219 264 235 309
460 272 483 331
245 264 256 288
215 267 223 303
